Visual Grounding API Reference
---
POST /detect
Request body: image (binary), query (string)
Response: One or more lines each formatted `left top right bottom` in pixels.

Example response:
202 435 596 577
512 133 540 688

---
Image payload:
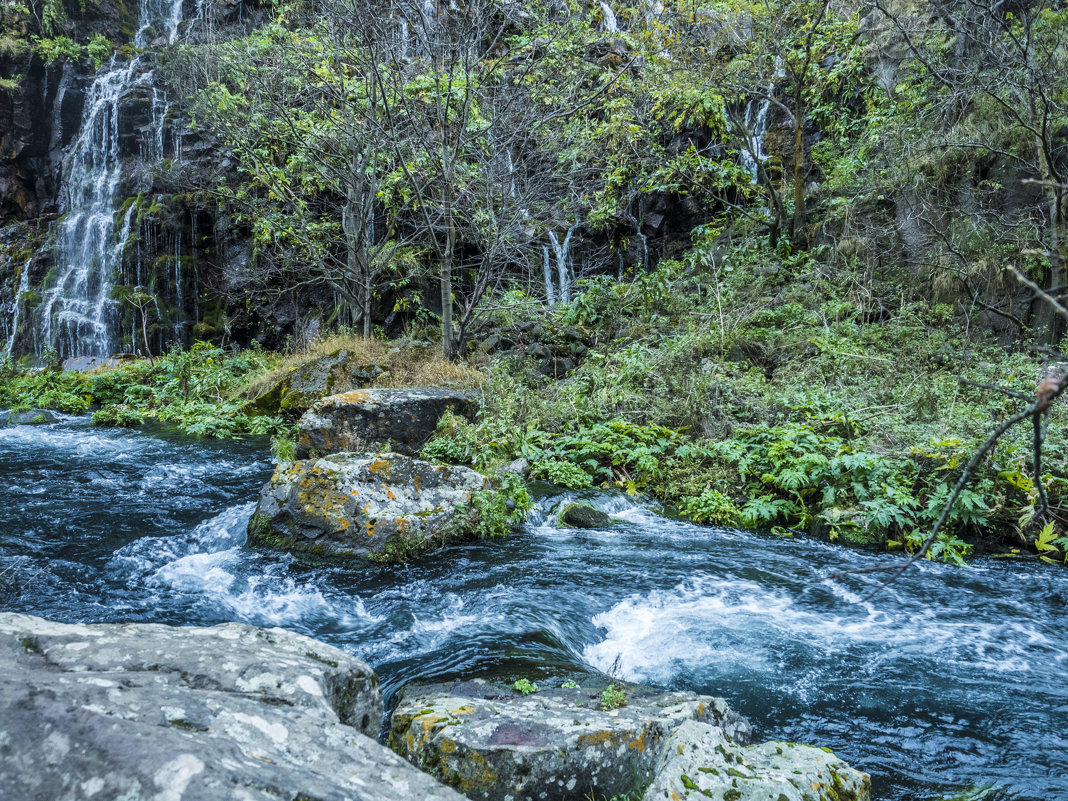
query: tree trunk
791 93 804 245
441 220 455 359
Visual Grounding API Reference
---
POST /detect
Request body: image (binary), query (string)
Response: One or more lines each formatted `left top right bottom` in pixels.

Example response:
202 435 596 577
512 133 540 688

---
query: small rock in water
558 501 612 529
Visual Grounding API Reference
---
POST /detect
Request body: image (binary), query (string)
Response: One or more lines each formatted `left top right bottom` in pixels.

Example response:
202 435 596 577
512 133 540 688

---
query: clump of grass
240 332 481 401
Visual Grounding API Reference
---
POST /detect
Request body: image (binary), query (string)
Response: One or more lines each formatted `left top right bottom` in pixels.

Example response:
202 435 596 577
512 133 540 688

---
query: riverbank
3 256 1067 564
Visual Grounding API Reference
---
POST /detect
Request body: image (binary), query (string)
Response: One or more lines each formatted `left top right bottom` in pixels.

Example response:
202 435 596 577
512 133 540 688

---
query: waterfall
33 0 184 359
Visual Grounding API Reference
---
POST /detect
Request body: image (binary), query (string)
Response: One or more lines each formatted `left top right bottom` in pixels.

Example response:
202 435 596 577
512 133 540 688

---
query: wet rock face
642 720 871 801
297 387 477 457
388 678 753 801
249 451 490 562
0 613 465 801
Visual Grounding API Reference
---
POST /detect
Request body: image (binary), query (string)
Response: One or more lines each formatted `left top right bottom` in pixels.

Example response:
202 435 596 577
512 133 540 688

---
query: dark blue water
2 416 1066 801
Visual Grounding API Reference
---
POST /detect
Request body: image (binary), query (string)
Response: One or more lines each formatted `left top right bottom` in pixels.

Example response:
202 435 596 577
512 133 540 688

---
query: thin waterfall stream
1 417 1065 801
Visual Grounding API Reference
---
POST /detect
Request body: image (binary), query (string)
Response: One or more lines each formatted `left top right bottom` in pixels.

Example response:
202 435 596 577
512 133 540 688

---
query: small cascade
738 96 771 182
542 246 557 306
31 0 185 360
547 225 578 305
4 259 32 356
600 1 619 32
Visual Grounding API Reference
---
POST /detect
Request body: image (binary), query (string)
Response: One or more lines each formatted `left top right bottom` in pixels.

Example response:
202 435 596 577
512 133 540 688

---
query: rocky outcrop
246 348 388 415
0 408 62 425
642 720 870 801
248 451 492 562
0 613 465 801
388 678 752 801
297 388 477 458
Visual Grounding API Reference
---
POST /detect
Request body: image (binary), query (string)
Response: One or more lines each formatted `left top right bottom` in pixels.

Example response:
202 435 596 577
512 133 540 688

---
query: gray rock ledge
0 613 465 801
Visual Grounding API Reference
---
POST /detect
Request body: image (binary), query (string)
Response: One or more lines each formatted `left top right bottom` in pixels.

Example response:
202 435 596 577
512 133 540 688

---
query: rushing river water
1 416 1066 801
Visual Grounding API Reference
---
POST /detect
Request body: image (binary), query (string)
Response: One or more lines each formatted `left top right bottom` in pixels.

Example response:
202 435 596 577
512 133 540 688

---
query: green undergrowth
421 241 1068 564
0 342 284 439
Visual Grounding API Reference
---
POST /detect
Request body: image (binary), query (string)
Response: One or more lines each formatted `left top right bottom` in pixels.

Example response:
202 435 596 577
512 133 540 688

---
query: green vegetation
512 678 539 695
599 684 628 712
0 343 283 439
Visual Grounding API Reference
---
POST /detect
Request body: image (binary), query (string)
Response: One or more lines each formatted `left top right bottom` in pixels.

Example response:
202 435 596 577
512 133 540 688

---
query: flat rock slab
248 451 489 562
297 388 477 458
642 720 870 801
389 678 752 801
0 613 464 801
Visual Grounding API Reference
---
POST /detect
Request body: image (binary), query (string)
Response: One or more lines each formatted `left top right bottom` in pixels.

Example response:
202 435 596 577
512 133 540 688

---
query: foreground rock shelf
388 678 869 801
0 614 464 801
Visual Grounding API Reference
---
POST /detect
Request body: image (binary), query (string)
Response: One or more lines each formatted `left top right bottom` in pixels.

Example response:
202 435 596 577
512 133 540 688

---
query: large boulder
388 678 752 801
642 720 870 801
248 451 492 562
296 388 477 458
245 348 388 416
0 613 465 801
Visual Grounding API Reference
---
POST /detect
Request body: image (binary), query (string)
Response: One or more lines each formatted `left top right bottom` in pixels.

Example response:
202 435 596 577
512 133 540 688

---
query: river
1 416 1065 800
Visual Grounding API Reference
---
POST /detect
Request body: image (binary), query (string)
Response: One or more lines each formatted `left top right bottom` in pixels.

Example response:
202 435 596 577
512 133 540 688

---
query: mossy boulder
246 348 388 415
557 502 612 529
641 720 870 801
297 387 477 458
388 678 752 801
248 452 496 563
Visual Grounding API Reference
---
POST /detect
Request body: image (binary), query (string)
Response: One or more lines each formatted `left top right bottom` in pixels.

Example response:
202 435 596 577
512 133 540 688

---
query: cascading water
33 0 184 359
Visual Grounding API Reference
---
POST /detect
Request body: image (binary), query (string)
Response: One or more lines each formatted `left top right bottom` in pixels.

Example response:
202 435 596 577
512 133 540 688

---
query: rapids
1 416 1065 801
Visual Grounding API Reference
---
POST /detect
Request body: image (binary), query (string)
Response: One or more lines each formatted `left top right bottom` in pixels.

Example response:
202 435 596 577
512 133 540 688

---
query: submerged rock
245 347 388 415
557 501 612 529
642 720 870 801
248 451 492 562
388 678 752 801
0 613 464 801
296 387 477 458
0 408 60 425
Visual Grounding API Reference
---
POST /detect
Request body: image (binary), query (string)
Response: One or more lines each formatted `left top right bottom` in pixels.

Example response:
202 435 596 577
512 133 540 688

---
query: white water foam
582 575 1065 686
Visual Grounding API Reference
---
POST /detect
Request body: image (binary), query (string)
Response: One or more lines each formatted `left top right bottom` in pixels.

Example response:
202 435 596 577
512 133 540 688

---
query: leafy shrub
678 489 739 526
91 405 144 427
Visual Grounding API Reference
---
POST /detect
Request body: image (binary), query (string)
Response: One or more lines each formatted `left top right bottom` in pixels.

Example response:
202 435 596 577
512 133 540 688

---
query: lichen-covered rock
297 387 477 458
245 348 388 415
248 451 491 562
642 720 870 801
0 408 61 425
558 501 613 529
0 613 465 801
388 678 752 801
